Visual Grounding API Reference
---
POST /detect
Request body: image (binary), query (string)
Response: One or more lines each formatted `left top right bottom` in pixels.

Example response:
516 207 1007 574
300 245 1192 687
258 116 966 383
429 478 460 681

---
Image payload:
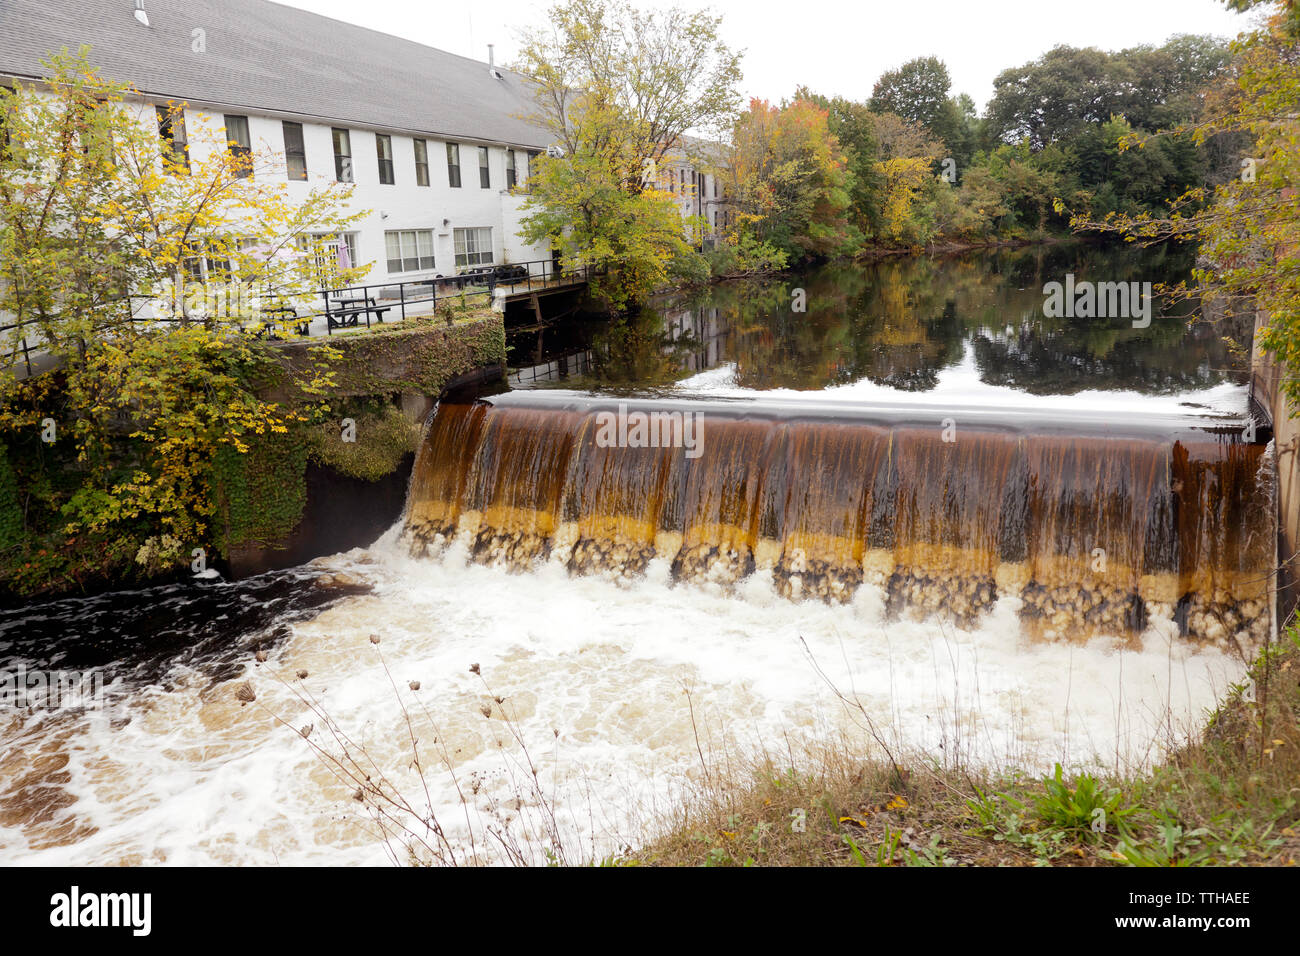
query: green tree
1069 1 1300 404
870 57 953 133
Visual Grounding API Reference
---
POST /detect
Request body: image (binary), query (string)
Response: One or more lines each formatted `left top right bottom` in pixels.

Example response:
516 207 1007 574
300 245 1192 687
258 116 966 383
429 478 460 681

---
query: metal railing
0 257 602 377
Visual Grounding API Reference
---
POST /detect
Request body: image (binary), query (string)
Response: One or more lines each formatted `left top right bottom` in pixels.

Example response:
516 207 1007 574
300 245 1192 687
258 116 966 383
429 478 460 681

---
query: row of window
385 226 492 273
152 106 532 190
182 225 495 287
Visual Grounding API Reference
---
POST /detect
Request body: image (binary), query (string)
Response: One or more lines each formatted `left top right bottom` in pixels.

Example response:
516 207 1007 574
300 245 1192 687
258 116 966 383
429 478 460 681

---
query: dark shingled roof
0 0 550 148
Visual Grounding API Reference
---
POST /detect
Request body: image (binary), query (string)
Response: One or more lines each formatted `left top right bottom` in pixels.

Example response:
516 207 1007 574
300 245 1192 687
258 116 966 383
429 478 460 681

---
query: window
506 149 517 189
453 227 492 268
713 176 719 199
478 146 490 188
385 229 435 274
0 86 10 158
223 115 252 178
413 138 429 186
446 143 461 187
156 104 189 173
299 232 359 289
376 133 394 185
282 121 307 181
331 128 352 182
180 240 240 285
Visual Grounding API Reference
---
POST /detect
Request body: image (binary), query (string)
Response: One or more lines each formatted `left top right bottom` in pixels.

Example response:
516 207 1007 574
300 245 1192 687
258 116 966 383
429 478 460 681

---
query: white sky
274 0 1259 110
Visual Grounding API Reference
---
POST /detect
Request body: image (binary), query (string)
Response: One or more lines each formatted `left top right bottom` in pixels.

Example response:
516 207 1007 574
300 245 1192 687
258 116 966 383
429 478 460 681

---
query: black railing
0 257 601 375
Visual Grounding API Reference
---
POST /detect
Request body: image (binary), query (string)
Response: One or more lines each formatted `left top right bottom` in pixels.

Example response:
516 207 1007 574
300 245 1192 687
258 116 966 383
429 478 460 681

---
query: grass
625 624 1300 867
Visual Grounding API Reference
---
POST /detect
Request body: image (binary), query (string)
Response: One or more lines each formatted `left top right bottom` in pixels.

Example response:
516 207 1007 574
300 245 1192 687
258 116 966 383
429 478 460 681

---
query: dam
0 247 1277 865
406 391 1274 647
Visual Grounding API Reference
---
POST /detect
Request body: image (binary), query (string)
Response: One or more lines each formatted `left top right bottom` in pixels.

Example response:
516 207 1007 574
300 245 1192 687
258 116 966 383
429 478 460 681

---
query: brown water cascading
403 395 1274 645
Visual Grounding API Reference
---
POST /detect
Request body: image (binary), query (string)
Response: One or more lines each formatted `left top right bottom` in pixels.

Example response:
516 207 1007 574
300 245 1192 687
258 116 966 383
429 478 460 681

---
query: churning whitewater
0 520 1255 866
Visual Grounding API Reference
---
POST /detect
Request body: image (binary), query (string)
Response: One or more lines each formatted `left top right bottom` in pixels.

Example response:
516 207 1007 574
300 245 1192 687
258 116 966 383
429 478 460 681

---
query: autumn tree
0 49 368 578
514 0 742 308
724 97 858 261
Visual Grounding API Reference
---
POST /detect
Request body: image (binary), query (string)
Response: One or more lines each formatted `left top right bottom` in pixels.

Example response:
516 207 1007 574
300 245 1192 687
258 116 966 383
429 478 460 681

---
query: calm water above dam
508 243 1249 408
0 245 1270 865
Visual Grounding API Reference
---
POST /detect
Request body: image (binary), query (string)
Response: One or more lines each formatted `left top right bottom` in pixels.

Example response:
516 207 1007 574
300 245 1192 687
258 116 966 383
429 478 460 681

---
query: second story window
446 143 461 188
282 121 307 181
156 104 189 174
506 149 517 189
331 128 353 182
376 133 394 185
223 115 251 178
414 138 429 186
478 146 490 188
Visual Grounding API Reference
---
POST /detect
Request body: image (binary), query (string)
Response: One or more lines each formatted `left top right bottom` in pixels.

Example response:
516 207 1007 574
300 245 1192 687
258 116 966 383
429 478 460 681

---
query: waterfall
404 392 1274 644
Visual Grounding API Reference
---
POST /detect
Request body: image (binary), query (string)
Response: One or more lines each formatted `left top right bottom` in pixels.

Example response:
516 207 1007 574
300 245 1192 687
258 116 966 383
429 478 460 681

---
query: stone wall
258 311 506 404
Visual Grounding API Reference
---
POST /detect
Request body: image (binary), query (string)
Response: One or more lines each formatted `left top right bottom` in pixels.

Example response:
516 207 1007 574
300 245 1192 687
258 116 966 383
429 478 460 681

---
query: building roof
0 0 551 149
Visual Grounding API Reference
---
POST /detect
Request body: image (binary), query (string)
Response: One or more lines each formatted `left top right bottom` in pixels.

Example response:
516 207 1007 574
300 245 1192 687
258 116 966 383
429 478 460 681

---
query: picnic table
326 295 392 329
261 305 310 337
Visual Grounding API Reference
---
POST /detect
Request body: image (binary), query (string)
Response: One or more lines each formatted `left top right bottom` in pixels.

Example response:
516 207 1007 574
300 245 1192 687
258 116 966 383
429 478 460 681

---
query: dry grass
626 626 1300 867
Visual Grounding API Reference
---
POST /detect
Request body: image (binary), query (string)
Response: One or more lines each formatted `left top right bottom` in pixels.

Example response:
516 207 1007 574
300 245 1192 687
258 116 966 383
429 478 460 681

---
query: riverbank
627 624 1300 866
0 309 506 603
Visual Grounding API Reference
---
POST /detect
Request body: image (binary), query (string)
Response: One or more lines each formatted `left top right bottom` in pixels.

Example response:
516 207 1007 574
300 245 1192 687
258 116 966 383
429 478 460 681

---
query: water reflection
506 243 1249 398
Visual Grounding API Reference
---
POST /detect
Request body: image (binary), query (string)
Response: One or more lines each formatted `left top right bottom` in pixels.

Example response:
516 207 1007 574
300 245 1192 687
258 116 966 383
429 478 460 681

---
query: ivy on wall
211 427 311 554
0 442 23 551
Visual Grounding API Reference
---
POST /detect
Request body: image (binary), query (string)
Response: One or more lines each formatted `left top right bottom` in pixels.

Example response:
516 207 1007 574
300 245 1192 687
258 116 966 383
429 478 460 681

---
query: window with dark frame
446 143 461 187
454 226 493 268
478 146 490 188
156 104 189 173
331 128 353 182
223 115 252 178
385 229 435 273
414 138 430 186
282 121 307 181
506 149 517 189
376 133 394 185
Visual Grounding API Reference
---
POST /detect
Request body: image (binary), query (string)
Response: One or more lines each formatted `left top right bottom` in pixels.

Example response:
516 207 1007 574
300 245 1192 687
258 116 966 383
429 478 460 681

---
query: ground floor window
454 227 493 268
299 232 360 288
385 229 435 274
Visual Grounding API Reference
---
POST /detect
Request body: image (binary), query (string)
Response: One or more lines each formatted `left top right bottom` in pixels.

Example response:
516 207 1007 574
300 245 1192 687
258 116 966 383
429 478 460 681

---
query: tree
986 46 1124 150
0 49 367 573
1068 1 1300 404
797 88 885 239
870 57 953 133
725 97 858 260
513 0 742 308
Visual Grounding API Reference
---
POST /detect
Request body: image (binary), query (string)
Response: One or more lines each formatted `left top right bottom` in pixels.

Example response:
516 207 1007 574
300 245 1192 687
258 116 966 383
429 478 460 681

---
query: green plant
1035 763 1134 841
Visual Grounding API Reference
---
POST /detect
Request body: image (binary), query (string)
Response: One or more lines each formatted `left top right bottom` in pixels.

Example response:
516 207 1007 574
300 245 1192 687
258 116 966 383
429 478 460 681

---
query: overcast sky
277 0 1259 110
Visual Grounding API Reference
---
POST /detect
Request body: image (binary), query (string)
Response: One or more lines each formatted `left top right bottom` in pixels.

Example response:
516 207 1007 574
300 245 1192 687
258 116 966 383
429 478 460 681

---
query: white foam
676 342 1248 418
0 532 1250 865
